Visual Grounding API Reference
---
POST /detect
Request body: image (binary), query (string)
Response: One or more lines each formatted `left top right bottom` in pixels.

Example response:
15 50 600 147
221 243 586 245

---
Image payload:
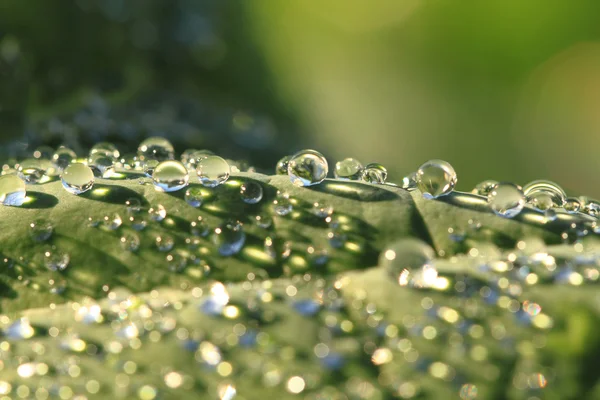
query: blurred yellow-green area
2 0 600 196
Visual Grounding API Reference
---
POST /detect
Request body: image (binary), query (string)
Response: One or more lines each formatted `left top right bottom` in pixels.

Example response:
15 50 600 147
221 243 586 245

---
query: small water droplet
288 149 328 187
152 160 189 192
166 252 188 272
272 191 293 216
90 142 120 159
380 239 437 288
253 212 273 229
190 217 210 237
61 163 94 195
185 187 204 208
472 180 499 196
197 156 230 187
33 145 54 160
523 180 566 210
487 183 525 218
564 197 581 213
53 146 77 170
240 181 263 204
120 232 141 252
276 155 291 175
311 202 333 218
29 218 53 242
361 163 388 184
148 204 167 222
103 213 123 230
213 220 246 256
0 174 26 206
44 249 70 271
143 159 160 177
88 153 115 178
334 158 363 180
401 172 417 190
416 159 457 199
155 235 175 252
138 137 175 161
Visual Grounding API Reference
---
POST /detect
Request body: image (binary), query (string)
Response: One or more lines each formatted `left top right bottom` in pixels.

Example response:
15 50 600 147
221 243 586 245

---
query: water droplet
523 180 566 210
380 239 437 288
213 220 246 256
311 202 333 218
487 183 525 218
401 172 417 190
5 318 35 339
61 163 94 195
196 156 230 187
148 204 167 222
0 174 26 206
120 232 140 252
416 159 457 199
143 159 160 177
275 155 291 175
126 198 142 213
29 218 53 242
137 137 175 161
264 236 291 260
127 207 148 231
17 158 53 184
472 180 499 196
152 160 189 192
253 212 273 229
155 235 175 252
53 146 77 170
240 181 263 204
361 163 388 184
90 142 120 159
272 191 293 216
564 197 581 213
190 217 210 237
33 145 54 160
287 149 328 187
44 249 70 271
166 252 188 272
580 197 600 217
185 187 204 208
103 213 123 230
334 158 363 180
88 153 115 178
184 149 213 171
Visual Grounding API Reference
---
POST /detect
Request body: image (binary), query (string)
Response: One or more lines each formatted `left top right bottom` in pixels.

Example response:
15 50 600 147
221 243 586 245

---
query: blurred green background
2 0 600 196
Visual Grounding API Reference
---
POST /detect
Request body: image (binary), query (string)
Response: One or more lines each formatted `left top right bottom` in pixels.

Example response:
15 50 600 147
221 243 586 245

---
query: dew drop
523 180 566 210
120 232 141 252
185 187 204 208
0 174 26 206
287 149 328 187
196 156 230 188
190 217 210 237
33 145 54 160
272 191 293 216
152 160 189 192
311 202 333 218
380 239 437 288
416 159 457 199
275 155 291 175
361 163 388 184
155 235 175 252
61 163 94 195
213 220 246 256
52 146 77 171
240 181 263 204
5 318 35 340
137 137 175 161
253 212 273 229
487 183 525 218
334 158 363 180
88 153 115 178
564 197 581 213
166 252 188 272
472 180 499 196
148 204 167 222
44 249 70 271
401 172 417 190
103 213 123 230
29 218 53 242
90 142 120 159
143 159 160 177
17 158 53 184
126 198 142 213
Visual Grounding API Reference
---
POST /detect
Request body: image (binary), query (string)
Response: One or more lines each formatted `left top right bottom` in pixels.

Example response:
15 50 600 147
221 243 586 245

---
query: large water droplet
197 156 230 188
523 180 566 210
213 220 246 256
487 183 525 218
61 163 94 195
137 137 175 161
287 150 328 187
0 174 26 206
416 159 457 199
240 181 263 204
152 160 189 192
380 239 437 288
361 163 388 184
334 158 363 180
17 158 53 184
